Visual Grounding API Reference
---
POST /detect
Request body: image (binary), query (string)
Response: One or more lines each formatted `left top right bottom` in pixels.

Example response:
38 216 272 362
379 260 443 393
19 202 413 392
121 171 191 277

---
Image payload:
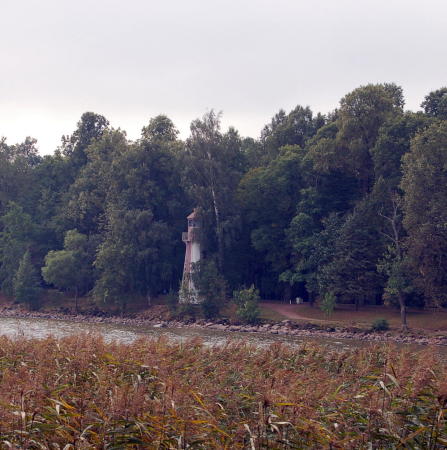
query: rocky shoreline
0 305 446 346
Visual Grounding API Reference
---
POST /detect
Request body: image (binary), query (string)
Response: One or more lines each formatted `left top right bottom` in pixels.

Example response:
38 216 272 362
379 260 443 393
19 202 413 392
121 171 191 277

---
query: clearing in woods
261 301 447 332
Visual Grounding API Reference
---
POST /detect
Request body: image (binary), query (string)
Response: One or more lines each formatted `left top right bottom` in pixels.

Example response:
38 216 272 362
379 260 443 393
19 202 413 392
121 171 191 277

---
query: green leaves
401 121 447 306
0 203 35 297
42 229 94 311
13 250 41 309
233 285 260 324
192 259 226 319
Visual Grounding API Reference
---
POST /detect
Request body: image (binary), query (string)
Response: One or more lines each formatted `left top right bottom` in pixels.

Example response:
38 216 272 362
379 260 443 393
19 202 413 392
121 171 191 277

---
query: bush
192 259 226 319
233 285 260 324
176 303 197 320
166 289 179 313
319 292 336 317
14 250 41 310
371 318 390 331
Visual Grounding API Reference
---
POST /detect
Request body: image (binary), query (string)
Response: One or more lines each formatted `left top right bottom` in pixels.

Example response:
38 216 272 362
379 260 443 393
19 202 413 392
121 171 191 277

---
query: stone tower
180 208 201 303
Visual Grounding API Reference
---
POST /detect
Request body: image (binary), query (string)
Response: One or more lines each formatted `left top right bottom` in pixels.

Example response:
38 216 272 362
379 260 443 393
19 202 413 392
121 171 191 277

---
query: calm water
0 316 444 355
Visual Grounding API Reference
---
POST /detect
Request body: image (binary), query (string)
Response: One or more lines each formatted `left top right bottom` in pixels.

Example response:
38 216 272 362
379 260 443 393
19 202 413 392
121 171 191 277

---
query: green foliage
0 137 41 215
260 105 324 164
318 200 385 308
61 111 109 174
0 85 446 314
238 146 305 297
309 83 403 195
421 87 447 120
13 250 41 309
192 259 226 319
371 112 431 190
42 229 94 310
0 203 34 296
176 302 197 320
377 244 414 307
64 129 128 234
371 318 390 331
401 121 447 306
42 251 78 289
166 289 179 313
183 111 245 274
319 291 336 317
141 114 179 143
88 125 187 311
93 208 137 312
233 285 260 324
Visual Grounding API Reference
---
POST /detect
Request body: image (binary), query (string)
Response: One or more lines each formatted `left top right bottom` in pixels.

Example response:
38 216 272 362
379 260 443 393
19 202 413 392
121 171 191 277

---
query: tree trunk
74 286 78 314
283 284 292 303
210 183 224 272
398 292 408 330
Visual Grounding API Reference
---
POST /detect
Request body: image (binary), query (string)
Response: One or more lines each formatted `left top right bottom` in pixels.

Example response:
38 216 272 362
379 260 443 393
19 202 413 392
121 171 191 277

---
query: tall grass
0 335 445 448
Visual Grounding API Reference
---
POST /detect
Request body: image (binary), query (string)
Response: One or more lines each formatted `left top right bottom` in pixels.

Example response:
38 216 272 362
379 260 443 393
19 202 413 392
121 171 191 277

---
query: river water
0 316 350 347
1 316 445 356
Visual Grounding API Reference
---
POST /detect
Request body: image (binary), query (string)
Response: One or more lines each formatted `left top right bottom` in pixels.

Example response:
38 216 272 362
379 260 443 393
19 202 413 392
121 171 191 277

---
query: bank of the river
0 304 446 347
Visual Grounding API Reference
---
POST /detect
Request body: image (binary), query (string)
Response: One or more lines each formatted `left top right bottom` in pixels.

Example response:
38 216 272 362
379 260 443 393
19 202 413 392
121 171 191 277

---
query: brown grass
0 335 445 448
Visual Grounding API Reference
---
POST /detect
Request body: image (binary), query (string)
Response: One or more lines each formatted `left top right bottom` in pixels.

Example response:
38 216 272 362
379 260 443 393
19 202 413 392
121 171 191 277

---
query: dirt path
262 302 326 322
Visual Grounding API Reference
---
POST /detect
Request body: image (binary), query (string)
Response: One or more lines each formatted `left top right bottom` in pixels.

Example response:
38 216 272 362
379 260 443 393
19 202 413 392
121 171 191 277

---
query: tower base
179 275 202 304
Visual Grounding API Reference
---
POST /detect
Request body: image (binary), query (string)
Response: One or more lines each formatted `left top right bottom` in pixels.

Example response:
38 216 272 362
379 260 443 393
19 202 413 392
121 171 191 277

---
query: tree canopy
1 84 446 327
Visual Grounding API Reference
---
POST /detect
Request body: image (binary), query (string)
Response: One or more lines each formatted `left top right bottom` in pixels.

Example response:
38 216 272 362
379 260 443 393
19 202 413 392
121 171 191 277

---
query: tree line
1 84 447 327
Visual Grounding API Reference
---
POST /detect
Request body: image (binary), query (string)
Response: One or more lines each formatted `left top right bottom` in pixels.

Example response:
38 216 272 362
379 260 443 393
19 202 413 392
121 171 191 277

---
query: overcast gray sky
1 0 446 154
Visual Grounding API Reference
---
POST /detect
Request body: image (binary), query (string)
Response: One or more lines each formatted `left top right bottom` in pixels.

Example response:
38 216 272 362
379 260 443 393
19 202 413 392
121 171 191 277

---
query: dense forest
1 84 447 325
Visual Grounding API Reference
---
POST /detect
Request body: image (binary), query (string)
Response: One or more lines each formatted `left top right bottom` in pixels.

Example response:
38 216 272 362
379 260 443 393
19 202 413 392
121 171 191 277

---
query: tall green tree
0 137 41 214
376 193 414 329
14 250 41 310
61 112 110 174
372 112 431 190
238 146 305 298
309 83 404 195
0 203 35 296
283 153 360 303
183 111 245 273
64 129 128 234
42 230 95 312
318 199 385 309
141 114 180 144
192 259 226 319
93 207 136 314
93 116 187 310
260 106 325 164
401 121 447 306
421 87 447 120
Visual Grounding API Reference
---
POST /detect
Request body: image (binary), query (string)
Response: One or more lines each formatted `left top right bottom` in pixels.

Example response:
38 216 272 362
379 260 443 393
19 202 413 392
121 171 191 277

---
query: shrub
166 289 179 313
319 292 336 317
233 285 260 324
371 318 390 331
176 303 197 320
192 259 226 319
14 250 41 310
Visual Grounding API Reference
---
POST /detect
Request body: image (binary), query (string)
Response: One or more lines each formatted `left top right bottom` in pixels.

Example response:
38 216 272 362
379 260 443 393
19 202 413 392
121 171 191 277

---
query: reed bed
0 335 445 449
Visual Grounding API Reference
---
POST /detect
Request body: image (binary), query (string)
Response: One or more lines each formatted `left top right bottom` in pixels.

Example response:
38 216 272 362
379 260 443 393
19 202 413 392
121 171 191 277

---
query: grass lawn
260 301 447 332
